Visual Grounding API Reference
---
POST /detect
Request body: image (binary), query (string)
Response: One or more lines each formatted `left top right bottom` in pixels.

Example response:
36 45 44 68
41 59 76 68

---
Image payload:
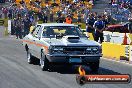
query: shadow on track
31 57 121 75
48 65 121 75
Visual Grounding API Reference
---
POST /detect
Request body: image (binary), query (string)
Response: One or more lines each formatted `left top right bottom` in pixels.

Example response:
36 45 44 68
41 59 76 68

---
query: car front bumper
46 54 102 64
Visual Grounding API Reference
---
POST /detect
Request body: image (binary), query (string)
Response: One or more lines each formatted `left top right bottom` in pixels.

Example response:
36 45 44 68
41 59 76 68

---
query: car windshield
42 26 86 38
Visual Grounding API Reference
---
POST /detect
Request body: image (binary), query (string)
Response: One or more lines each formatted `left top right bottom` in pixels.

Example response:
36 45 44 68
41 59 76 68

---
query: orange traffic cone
122 33 128 45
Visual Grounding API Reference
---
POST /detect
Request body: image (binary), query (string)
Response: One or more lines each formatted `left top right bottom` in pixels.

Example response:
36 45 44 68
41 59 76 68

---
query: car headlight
86 48 92 51
50 46 64 54
92 47 98 51
86 46 99 54
53 47 63 51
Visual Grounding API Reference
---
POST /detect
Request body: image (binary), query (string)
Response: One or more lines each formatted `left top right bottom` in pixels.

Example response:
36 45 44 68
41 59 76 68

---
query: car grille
63 46 98 55
63 47 86 54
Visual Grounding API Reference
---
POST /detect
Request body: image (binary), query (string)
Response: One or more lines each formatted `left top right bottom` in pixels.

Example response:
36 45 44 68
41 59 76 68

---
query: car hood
43 37 100 46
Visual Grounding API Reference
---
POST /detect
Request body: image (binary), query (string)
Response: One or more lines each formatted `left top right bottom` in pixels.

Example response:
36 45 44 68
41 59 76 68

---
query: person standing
86 13 95 39
3 7 8 18
65 15 72 24
19 0 25 4
128 15 132 33
50 11 54 22
84 7 90 22
8 7 12 19
43 13 48 23
102 15 109 28
23 15 31 37
29 15 35 25
77 11 81 23
38 10 43 21
56 14 65 23
93 15 105 43
15 14 23 39
11 17 16 35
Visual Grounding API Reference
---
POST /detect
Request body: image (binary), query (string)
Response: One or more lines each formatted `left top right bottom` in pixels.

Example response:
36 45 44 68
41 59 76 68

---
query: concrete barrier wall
102 42 127 60
129 46 132 63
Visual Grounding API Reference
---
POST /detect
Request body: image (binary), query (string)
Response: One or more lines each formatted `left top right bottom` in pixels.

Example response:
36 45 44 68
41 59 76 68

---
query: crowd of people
0 0 132 43
109 0 132 21
0 0 95 39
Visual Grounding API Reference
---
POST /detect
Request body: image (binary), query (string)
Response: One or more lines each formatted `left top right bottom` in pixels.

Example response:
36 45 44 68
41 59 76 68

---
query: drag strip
0 37 132 88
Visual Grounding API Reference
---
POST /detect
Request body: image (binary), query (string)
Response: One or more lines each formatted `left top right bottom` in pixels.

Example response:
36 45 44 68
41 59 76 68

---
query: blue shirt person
93 16 105 43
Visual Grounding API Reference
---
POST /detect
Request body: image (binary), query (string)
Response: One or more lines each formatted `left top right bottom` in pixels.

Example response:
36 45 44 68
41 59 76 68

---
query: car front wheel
27 49 33 64
40 52 49 71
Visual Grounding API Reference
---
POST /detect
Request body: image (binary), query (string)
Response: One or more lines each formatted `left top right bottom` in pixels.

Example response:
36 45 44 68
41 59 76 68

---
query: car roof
38 23 75 26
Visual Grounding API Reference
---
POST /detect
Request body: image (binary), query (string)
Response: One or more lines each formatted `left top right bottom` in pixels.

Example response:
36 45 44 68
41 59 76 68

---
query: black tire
89 61 100 73
27 49 33 64
40 52 49 71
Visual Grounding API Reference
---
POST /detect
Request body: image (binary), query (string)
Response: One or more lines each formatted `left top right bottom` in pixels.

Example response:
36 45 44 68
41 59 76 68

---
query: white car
22 23 102 72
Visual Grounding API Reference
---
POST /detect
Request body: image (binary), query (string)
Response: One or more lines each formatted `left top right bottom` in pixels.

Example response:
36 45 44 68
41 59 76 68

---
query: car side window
37 26 42 38
32 25 41 38
42 27 48 38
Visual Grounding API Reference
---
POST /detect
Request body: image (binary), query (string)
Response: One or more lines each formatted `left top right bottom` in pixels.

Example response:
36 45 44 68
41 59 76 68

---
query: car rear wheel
27 49 33 64
40 52 49 71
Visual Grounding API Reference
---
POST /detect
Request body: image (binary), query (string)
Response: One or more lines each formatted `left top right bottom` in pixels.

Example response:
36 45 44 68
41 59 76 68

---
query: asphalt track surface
0 26 132 88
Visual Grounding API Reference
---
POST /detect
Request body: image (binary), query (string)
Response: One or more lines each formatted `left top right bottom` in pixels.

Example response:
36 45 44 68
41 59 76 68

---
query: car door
32 25 43 58
25 26 37 53
30 25 41 57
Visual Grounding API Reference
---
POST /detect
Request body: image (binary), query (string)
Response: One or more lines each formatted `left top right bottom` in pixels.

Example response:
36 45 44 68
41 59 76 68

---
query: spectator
84 7 90 21
15 14 23 39
20 0 25 5
56 14 65 23
86 13 96 38
128 14 132 33
56 10 62 18
8 7 13 19
43 13 48 23
65 15 72 24
93 15 105 43
38 11 43 21
77 11 81 23
29 15 35 25
35 0 41 5
50 11 54 22
23 15 31 37
102 15 109 28
3 7 8 18
11 17 16 35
